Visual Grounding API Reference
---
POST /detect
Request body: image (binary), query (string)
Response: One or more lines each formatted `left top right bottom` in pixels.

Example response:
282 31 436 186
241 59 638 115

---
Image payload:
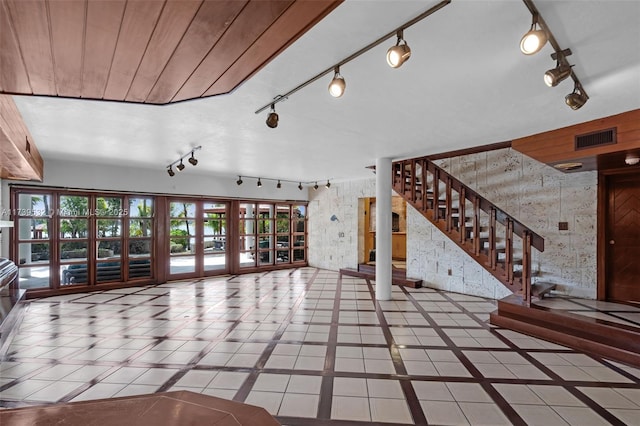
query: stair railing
392 157 544 305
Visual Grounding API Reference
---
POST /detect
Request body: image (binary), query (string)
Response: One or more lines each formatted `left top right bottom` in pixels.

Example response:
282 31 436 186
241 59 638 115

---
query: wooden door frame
597 168 639 300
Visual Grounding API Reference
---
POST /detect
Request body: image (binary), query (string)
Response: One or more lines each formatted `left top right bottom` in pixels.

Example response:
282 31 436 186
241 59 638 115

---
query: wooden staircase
392 157 640 366
392 157 545 304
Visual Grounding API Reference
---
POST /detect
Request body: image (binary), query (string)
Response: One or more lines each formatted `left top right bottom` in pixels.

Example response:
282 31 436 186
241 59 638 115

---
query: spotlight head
544 62 572 87
277 180 282 189
298 182 303 191
520 17 547 55
387 30 411 68
313 182 319 190
237 176 243 185
266 104 278 128
257 178 262 187
167 166 175 177
325 180 331 189
177 160 185 171
565 85 588 110
188 152 198 166
328 67 346 98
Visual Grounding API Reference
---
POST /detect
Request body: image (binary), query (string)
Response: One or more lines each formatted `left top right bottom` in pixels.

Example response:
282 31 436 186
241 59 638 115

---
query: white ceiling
13 0 640 184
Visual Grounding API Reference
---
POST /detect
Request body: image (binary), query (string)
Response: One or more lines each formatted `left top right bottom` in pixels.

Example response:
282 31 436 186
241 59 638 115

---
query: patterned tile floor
1 268 639 425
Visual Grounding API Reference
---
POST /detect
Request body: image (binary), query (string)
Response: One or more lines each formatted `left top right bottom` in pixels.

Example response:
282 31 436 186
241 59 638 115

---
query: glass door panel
168 200 228 277
59 195 89 286
169 201 196 275
239 203 257 268
203 202 227 272
276 205 290 264
128 197 153 280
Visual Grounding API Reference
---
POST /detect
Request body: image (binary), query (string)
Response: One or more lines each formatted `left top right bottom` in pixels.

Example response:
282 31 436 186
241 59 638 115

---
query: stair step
531 281 557 299
490 295 640 367
340 267 422 288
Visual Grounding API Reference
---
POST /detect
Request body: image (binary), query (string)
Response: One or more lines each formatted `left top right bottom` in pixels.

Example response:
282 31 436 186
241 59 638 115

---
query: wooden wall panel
4 0 56 94
205 0 342 96
173 0 294 102
82 0 126 99
48 0 86 97
103 0 165 101
0 1 31 94
512 109 640 166
127 0 203 103
146 0 247 104
0 95 43 181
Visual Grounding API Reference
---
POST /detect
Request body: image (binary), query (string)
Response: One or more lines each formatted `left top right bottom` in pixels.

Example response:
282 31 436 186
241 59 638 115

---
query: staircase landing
340 264 422 288
491 295 640 367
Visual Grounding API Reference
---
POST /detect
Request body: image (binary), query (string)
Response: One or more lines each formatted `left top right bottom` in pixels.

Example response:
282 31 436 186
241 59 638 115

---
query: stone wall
308 148 598 300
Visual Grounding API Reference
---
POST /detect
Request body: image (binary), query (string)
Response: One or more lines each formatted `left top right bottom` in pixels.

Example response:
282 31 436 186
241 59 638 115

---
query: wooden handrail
392 156 545 302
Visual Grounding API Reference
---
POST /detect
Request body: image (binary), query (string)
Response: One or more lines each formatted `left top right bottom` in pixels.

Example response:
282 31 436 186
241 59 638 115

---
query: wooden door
606 173 640 302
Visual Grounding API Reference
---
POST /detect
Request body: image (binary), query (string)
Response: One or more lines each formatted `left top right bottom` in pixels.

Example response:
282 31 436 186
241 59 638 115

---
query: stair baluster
391 157 544 303
473 196 481 256
505 219 514 284
459 186 466 244
445 177 453 232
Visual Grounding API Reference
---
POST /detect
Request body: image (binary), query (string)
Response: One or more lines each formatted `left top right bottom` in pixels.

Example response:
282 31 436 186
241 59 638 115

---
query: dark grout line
364 278 428 426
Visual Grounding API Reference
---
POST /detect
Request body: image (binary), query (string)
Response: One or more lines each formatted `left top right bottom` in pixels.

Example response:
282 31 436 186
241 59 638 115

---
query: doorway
603 172 640 303
167 200 228 279
360 196 407 269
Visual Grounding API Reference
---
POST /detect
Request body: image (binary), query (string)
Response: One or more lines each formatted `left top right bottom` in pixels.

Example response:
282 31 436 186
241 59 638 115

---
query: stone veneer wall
308 148 597 300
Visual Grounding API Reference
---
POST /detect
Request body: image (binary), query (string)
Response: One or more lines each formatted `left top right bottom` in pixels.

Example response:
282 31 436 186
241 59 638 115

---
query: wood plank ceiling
0 0 342 180
0 0 342 103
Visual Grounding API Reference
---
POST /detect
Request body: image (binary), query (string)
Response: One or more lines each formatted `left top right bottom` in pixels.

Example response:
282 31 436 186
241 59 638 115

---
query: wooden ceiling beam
0 95 43 181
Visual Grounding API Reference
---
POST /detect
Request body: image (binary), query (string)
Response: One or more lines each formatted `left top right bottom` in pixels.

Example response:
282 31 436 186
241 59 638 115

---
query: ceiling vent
575 128 617 151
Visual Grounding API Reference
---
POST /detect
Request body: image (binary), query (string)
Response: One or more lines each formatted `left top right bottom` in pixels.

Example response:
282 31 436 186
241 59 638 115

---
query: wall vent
575 128 617 151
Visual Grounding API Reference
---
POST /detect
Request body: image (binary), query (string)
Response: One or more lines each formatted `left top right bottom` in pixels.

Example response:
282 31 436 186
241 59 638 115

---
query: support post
375 157 392 301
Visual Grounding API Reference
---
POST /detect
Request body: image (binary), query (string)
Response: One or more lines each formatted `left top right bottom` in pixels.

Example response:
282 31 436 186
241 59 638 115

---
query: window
12 189 155 291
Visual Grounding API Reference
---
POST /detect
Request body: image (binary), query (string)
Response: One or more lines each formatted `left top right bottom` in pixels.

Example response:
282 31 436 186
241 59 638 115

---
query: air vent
575 128 617 151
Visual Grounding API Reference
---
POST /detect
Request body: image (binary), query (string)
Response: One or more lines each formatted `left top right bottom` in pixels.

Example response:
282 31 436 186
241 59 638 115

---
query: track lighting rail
521 0 588 106
254 0 451 115
237 175 333 190
166 146 201 176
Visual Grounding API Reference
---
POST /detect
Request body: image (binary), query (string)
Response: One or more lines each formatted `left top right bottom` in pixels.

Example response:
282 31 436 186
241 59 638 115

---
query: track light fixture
520 13 547 55
328 66 346 98
387 30 411 68
165 146 202 177
266 104 279 128
544 61 572 87
188 152 198 166
565 82 588 110
233 175 331 190
325 180 331 189
254 1 450 117
521 0 588 111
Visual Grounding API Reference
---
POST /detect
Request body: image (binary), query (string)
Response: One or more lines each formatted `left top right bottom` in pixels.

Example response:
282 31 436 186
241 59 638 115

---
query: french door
167 200 228 279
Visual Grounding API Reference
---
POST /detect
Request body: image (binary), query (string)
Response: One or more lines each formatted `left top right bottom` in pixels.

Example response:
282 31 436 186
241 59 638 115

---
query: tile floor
1 268 639 425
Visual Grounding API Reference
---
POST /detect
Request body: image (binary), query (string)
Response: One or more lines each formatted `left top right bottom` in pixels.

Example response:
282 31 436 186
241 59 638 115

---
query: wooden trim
425 141 512 161
597 171 607 300
512 109 640 167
